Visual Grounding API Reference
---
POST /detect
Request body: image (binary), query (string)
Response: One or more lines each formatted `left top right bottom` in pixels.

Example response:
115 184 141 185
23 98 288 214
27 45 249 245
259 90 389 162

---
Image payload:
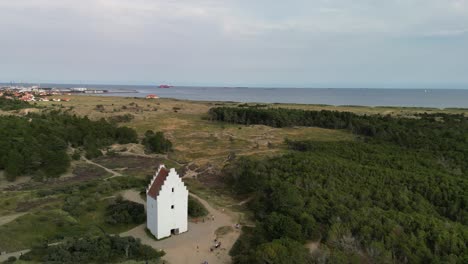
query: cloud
0 0 467 86
1 0 467 37
424 28 468 37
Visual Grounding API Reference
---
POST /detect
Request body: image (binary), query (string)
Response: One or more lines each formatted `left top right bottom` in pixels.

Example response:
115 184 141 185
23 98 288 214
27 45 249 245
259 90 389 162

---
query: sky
0 0 467 88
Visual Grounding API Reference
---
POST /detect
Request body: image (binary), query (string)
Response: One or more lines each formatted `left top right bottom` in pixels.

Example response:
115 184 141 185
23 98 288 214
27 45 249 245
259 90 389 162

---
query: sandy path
306 241 320 253
83 157 122 178
120 190 241 264
0 249 30 262
120 189 146 209
0 158 241 263
0 242 61 262
0 213 27 227
0 172 30 190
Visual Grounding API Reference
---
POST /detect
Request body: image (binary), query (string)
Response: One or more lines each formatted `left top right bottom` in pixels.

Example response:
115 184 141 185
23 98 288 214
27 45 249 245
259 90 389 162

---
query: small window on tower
171 205 174 209
172 188 174 192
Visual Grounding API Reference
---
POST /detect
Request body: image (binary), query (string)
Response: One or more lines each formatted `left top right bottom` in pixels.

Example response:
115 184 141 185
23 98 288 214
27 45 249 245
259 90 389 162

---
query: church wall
153 168 188 239
146 195 158 236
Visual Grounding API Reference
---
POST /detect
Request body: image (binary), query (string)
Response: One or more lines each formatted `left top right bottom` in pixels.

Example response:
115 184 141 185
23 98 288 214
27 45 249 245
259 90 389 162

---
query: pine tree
5 149 24 181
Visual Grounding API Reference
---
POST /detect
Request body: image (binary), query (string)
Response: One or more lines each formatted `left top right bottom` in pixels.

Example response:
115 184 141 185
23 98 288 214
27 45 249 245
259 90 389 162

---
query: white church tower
146 165 188 239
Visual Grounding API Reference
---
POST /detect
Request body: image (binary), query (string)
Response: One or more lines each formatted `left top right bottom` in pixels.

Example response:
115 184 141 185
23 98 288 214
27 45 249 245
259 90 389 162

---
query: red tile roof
147 167 169 199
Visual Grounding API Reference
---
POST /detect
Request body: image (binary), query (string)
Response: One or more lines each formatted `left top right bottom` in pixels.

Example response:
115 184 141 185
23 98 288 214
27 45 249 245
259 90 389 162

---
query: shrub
188 196 208 217
105 198 145 225
142 130 172 154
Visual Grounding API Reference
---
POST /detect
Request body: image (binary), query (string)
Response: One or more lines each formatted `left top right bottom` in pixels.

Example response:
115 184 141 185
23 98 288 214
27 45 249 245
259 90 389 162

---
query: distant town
0 85 109 102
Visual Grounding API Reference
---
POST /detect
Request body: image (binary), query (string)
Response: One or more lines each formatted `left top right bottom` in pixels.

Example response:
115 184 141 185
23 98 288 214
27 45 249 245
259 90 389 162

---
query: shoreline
77 94 468 112
3 85 468 108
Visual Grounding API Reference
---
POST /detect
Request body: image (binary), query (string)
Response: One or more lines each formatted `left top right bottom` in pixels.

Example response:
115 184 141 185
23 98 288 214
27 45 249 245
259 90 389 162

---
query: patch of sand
0 172 30 190
0 249 30 262
110 143 147 156
305 241 320 253
83 158 122 178
0 213 27 226
120 190 241 264
120 189 145 208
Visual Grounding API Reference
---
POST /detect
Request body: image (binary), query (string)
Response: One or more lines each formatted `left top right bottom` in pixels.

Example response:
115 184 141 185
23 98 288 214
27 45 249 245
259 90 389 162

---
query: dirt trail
0 156 242 263
120 190 241 264
0 249 30 262
120 189 146 209
114 147 185 167
0 172 30 190
83 157 122 178
0 242 61 262
0 213 27 226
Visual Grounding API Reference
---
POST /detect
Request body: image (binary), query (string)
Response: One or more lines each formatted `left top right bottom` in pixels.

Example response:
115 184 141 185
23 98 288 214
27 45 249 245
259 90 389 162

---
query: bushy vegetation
105 197 145 225
108 114 135 123
188 196 208 218
226 140 468 263
21 234 164 263
0 97 33 110
209 107 468 171
61 177 146 218
213 107 468 263
0 111 138 181
0 209 88 253
142 130 172 154
0 176 147 253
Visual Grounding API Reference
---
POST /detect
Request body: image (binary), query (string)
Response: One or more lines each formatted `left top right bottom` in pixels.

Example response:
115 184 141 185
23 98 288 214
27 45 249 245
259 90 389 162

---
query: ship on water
158 84 172 88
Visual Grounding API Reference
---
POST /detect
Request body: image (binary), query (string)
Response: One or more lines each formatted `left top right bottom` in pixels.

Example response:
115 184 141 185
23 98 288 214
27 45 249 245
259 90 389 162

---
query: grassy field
0 191 36 215
33 96 360 170
0 209 87 252
0 161 146 252
2 95 467 255
92 155 180 179
33 95 468 198
34 96 467 169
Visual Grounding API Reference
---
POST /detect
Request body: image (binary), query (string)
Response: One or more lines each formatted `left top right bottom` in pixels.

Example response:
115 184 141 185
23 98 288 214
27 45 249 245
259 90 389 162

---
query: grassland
2 95 467 256
0 160 145 252
33 95 468 171
0 210 87 252
33 96 360 169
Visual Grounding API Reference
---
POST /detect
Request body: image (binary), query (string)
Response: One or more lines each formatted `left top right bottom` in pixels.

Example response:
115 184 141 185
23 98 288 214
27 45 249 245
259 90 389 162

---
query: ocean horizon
3 83 468 108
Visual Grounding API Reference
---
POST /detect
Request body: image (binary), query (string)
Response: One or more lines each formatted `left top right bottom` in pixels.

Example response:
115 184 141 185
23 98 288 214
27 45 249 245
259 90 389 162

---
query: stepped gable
147 166 169 199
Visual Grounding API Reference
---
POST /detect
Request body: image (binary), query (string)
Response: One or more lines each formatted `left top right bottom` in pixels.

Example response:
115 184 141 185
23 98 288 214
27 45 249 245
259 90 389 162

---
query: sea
8 84 468 108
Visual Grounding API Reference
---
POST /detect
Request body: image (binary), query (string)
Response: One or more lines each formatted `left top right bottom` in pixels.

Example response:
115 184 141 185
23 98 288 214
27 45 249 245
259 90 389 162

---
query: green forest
0 97 33 111
213 107 468 263
210 107 468 171
21 234 164 263
0 111 138 181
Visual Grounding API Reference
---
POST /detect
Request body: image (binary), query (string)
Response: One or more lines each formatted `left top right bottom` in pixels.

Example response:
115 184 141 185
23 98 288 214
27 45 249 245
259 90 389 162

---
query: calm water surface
33 84 468 108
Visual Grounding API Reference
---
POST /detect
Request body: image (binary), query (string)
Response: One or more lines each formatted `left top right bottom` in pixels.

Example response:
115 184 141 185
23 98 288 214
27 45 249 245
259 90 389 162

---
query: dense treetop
142 130 173 154
210 106 468 172
21 234 164 263
212 106 468 263
0 97 33 110
188 196 208 218
227 141 467 263
0 111 138 180
105 197 146 225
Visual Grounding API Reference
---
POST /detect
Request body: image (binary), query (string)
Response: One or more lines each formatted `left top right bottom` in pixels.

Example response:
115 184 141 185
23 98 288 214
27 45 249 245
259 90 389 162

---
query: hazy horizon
1 1 467 88
2 81 468 90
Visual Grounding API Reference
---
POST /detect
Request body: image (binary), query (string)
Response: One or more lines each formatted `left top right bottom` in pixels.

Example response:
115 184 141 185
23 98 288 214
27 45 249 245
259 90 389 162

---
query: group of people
209 238 222 252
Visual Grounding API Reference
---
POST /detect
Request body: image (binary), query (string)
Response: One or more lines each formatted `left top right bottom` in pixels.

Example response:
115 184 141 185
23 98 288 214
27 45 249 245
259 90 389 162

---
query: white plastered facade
146 165 188 239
